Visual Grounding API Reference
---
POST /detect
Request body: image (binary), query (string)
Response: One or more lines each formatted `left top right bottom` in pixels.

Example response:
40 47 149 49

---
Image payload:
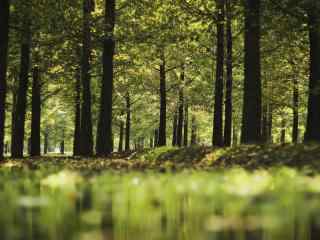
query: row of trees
0 0 320 160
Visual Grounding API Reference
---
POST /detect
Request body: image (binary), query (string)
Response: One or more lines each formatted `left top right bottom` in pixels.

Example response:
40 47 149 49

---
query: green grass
2 144 320 239
1 160 320 240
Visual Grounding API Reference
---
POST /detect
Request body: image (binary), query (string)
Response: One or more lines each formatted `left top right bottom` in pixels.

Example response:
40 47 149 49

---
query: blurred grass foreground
1 145 320 240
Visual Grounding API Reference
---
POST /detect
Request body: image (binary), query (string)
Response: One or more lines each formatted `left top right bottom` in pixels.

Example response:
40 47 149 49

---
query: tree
304 4 320 142
241 0 262 144
11 4 32 158
79 0 94 156
125 92 131 151
73 66 81 156
177 68 184 147
223 0 233 147
212 0 225 147
0 0 10 160
96 0 116 156
158 48 167 146
30 65 41 156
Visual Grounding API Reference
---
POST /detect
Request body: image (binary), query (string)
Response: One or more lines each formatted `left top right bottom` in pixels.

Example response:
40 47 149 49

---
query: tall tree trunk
172 110 178 146
183 102 189 146
96 0 116 156
125 93 131 152
280 118 286 144
158 49 167 146
73 67 81 156
213 0 225 147
0 0 10 160
233 124 238 146
261 103 268 143
224 0 233 147
267 103 273 143
191 115 197 145
44 126 49 155
60 129 65 154
11 8 32 158
11 72 18 153
241 0 262 144
30 66 41 156
118 116 124 153
149 136 153 148
80 0 94 156
305 6 320 142
177 68 184 147
154 128 159 147
292 76 299 143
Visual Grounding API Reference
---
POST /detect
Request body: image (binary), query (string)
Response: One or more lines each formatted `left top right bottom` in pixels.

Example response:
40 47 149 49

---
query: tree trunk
158 49 167 146
149 136 153 148
183 102 189 146
30 66 41 156
125 93 131 152
73 67 81 156
11 8 32 158
224 0 233 147
0 0 10 160
261 103 268 143
292 76 299 143
118 117 124 152
280 118 286 144
177 68 184 147
241 0 262 144
96 0 116 156
267 104 273 143
191 115 197 145
80 0 94 156
154 128 159 147
172 110 178 146
213 0 225 147
304 6 320 142
44 127 49 155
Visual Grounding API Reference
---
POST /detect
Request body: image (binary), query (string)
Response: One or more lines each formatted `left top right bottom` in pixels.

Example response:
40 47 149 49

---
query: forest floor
2 144 320 173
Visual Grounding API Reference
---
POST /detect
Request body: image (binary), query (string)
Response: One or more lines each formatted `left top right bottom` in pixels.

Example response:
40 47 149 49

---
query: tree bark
183 102 189 146
44 127 49 155
213 0 225 147
30 66 41 156
73 67 81 156
304 6 320 142
280 118 286 144
11 7 32 158
224 0 233 147
80 0 94 156
96 0 116 156
177 68 184 147
158 49 167 146
0 0 10 160
292 76 299 143
241 0 262 144
191 115 197 145
118 116 124 153
172 110 178 146
125 93 131 152
154 128 159 147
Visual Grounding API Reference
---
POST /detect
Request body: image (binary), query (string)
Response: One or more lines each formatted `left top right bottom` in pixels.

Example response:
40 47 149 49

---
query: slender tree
79 0 94 156
0 0 10 160
12 5 32 158
241 0 262 144
158 49 167 146
183 102 189 146
30 65 41 156
118 112 124 152
96 0 116 156
125 93 131 151
73 67 81 156
172 110 178 146
292 76 299 143
177 68 184 147
224 0 233 147
304 4 320 142
213 0 225 147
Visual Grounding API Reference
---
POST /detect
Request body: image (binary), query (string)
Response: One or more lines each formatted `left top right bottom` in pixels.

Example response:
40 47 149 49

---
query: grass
2 144 320 239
